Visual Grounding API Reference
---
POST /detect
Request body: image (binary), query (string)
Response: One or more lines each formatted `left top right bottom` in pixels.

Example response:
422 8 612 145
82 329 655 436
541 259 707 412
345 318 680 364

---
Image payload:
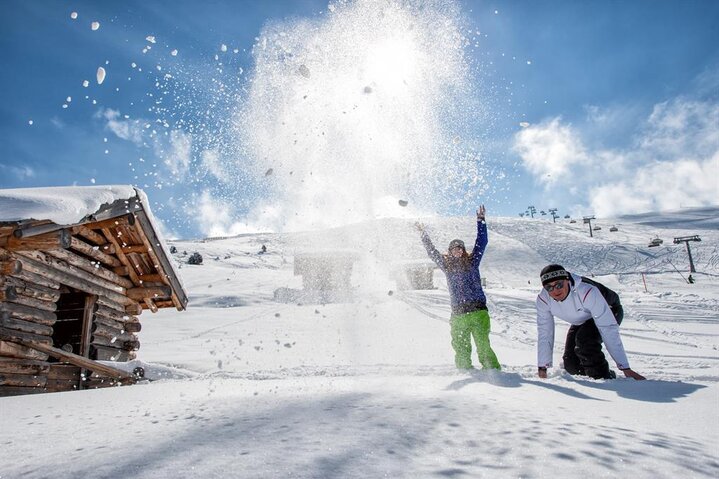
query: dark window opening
52 290 90 360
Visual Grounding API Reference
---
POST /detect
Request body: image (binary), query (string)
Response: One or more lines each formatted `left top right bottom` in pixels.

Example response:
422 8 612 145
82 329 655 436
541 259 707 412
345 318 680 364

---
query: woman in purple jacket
415 206 501 370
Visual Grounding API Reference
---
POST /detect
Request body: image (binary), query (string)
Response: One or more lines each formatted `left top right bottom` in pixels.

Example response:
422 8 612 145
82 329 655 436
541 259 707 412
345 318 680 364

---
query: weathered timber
18 341 134 379
121 244 149 254
47 248 134 289
0 358 50 375
0 327 53 345
100 227 142 286
10 253 133 306
91 335 140 351
1 276 61 302
153 300 177 309
14 248 126 294
144 297 159 313
0 285 17 302
95 305 131 323
6 229 71 251
89 213 135 231
13 268 61 289
0 340 49 360
45 380 79 392
93 314 127 331
9 293 57 312
127 285 171 301
124 320 141 333
91 344 134 362
134 210 187 310
70 225 108 247
1 260 23 275
11 221 61 239
0 386 48 396
0 373 48 388
79 295 98 369
0 315 54 336
137 273 166 284
125 302 143 315
69 236 121 268
92 322 135 342
46 364 81 380
0 302 57 325
112 265 130 276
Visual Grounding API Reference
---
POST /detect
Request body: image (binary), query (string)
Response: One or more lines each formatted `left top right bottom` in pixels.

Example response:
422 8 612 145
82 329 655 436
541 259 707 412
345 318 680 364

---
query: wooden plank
15 341 134 379
144 297 159 313
133 210 187 310
8 252 134 306
71 225 109 247
0 302 56 325
121 244 148 254
0 327 52 345
101 227 143 286
112 265 130 276
0 358 50 375
1 276 61 302
9 293 57 312
92 322 135 342
94 314 127 331
13 269 61 289
0 315 54 336
95 305 131 322
0 340 49 360
69 236 121 268
47 248 134 289
91 335 140 351
6 229 71 251
87 213 135 231
46 364 81 380
91 345 135 362
127 285 171 301
80 295 97 360
0 385 48 396
0 372 47 387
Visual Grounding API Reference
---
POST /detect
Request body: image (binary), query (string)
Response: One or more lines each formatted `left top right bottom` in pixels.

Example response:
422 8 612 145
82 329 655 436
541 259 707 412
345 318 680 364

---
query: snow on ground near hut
1 210 718 478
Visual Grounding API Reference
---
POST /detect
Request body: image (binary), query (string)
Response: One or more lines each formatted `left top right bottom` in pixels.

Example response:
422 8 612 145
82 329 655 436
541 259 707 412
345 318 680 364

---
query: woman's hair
442 250 473 272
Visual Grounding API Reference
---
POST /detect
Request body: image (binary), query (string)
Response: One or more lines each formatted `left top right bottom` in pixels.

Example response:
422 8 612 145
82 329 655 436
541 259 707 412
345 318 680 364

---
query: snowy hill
2 210 718 478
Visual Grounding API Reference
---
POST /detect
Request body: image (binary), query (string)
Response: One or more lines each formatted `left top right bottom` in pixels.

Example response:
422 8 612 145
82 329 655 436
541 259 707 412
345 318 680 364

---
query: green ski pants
450 309 501 370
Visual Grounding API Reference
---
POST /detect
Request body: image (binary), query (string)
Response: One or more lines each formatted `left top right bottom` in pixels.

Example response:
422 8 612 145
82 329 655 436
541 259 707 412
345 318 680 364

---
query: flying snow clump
96 67 106 84
91 21 100 31
70 12 78 20
146 35 156 44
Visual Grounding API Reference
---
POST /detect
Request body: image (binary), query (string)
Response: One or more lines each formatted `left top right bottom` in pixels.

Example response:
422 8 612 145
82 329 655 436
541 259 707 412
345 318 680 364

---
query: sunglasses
544 280 566 292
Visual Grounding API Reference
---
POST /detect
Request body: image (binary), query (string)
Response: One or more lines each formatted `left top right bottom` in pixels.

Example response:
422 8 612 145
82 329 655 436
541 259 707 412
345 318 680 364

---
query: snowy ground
1 211 718 478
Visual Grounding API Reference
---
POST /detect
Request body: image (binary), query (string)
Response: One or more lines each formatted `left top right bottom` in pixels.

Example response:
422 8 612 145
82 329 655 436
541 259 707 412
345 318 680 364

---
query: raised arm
471 206 488 264
415 222 445 270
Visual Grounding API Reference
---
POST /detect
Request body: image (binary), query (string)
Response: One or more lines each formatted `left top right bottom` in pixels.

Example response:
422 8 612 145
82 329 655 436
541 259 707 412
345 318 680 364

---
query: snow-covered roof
0 185 137 225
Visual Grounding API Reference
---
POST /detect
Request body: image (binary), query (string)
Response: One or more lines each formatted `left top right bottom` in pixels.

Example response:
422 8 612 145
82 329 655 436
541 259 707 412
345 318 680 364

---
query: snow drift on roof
0 185 137 225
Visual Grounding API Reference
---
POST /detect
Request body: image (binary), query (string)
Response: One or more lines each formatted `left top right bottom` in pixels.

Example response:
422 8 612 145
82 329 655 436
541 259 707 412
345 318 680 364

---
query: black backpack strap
581 276 621 309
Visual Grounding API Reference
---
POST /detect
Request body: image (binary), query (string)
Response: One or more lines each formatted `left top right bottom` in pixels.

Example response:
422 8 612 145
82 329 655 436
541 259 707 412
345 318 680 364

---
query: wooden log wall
0 222 146 396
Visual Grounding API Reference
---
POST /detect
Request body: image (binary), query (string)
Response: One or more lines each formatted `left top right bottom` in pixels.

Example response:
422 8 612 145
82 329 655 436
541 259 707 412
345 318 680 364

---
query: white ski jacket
536 273 629 370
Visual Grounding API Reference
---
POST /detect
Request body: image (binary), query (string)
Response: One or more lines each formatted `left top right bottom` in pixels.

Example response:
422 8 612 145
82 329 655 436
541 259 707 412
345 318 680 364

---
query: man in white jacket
535 264 645 380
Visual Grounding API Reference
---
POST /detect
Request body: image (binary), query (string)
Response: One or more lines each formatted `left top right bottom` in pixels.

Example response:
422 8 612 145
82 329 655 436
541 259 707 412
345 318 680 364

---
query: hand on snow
622 368 646 380
477 205 486 221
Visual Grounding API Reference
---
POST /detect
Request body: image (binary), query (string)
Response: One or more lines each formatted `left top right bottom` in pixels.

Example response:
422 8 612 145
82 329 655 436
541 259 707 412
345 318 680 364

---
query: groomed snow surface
2 211 718 478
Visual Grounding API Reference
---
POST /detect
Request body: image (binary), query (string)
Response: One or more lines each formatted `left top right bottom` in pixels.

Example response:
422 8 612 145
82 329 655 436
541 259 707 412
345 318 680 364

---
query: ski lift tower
528 206 536 218
583 215 596 237
549 208 558 223
673 235 702 273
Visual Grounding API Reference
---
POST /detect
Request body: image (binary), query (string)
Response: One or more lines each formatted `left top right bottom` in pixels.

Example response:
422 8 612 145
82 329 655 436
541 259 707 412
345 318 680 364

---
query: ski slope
1 209 718 478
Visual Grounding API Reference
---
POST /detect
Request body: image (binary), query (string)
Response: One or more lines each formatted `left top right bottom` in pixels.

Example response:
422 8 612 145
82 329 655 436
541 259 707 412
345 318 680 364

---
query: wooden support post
78 295 98 390
15 341 134 380
69 237 122 268
127 285 171 301
100 227 142 286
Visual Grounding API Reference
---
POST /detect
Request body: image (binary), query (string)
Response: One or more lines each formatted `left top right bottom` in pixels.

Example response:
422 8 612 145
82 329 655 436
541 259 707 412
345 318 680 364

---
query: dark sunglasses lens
546 280 564 292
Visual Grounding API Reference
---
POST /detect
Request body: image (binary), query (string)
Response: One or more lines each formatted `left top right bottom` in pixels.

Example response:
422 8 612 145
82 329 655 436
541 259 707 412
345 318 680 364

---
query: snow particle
519 122 530 128
220 44 228 52
298 64 311 78
146 35 156 44
96 66 106 84
66 96 72 102
28 120 33 125
398 199 408 207
90 178 96 184
82 80 89 87
171 49 178 56
70 12 78 20
91 21 100 31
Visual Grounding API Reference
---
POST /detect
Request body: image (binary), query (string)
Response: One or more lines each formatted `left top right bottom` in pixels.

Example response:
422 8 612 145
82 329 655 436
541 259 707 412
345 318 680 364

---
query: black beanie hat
448 239 465 251
540 264 570 286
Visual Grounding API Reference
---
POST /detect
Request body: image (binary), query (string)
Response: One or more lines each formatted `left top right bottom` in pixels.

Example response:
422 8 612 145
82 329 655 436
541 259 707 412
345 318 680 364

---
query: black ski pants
562 305 623 379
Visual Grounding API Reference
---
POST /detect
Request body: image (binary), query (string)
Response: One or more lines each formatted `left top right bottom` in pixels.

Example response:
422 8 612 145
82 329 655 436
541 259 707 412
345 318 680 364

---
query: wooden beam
144 297 159 313
69 236 121 268
47 248 134 289
0 373 47 388
1 277 61 302
86 213 136 231
5 250 135 306
0 315 54 336
0 358 49 375
121 244 149 254
0 302 57 325
15 341 134 379
100 227 142 286
12 269 61 289
90 344 135 362
70 225 108 246
0 340 49 360
126 285 171 301
91 322 135 342
6 229 71 251
7 294 57 313
1 260 23 275
78 295 98 390
112 265 130 276
0 327 53 345
0 285 17 302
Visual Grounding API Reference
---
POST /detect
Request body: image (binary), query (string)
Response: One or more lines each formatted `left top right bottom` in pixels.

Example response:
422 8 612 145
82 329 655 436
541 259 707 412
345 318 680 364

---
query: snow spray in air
237 0 487 233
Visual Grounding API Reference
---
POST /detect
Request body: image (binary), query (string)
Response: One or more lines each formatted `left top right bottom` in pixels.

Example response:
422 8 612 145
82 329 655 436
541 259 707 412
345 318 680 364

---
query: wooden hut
0 186 187 396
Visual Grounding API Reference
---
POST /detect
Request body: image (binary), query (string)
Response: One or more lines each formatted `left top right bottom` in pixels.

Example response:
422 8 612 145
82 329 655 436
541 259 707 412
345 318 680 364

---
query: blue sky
1 0 718 237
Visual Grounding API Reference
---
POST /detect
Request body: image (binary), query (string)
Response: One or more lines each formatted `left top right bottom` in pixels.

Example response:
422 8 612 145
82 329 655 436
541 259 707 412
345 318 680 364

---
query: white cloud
512 118 589 186
197 191 275 237
100 108 145 144
514 94 719 216
0 163 35 180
